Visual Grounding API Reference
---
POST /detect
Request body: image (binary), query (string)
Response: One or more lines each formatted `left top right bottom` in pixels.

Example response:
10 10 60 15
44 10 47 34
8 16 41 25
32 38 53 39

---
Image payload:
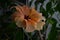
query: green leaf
37 0 45 3
34 0 39 10
48 26 57 40
49 9 54 16
29 0 34 6
59 24 60 26
40 6 48 18
50 0 55 3
7 22 16 28
47 18 57 40
47 18 57 24
56 27 60 30
15 28 24 40
54 3 60 12
6 22 24 40
46 2 52 12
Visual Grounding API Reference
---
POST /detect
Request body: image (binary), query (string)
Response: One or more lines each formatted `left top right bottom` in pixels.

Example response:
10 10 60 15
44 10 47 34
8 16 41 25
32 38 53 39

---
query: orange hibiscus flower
11 5 46 32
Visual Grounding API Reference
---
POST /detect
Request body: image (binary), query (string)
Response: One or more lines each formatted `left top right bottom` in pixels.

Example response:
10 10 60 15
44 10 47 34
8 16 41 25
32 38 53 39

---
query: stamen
24 16 30 20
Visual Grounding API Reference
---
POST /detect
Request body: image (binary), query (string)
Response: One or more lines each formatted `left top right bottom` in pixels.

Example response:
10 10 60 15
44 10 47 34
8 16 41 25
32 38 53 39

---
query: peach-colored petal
16 19 26 28
12 11 24 22
17 6 25 15
15 15 24 22
22 6 30 16
15 5 26 16
29 8 42 22
25 19 35 32
35 21 45 30
15 5 30 16
28 19 37 28
12 6 25 21
35 17 46 30
16 20 24 27
15 5 22 13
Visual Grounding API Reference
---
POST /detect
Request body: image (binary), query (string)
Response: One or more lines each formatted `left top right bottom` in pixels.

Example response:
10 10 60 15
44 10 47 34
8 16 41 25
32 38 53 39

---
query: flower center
24 16 30 20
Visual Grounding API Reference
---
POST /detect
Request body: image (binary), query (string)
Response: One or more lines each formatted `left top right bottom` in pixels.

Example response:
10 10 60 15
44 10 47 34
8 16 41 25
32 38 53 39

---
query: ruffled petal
35 17 46 30
36 21 45 30
25 19 36 32
16 20 24 27
15 5 22 13
15 5 30 16
22 6 30 16
16 19 26 28
29 8 42 22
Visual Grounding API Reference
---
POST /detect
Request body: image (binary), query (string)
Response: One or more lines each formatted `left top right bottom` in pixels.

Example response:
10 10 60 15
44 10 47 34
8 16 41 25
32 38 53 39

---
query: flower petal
28 19 37 28
16 19 26 28
35 17 46 30
29 8 42 22
25 19 36 32
15 5 22 12
35 22 45 30
22 6 30 16
16 20 24 27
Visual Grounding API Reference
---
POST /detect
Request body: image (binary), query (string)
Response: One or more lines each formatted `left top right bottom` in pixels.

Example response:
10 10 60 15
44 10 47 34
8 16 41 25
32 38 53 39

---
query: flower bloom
11 5 46 32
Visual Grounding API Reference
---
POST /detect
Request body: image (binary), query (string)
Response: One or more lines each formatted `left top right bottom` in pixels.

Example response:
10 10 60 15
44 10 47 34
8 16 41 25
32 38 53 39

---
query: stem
24 30 33 40
26 0 29 6
38 31 43 40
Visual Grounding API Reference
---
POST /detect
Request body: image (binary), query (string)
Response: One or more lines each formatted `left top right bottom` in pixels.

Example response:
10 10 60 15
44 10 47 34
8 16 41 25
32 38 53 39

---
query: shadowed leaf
40 6 48 18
